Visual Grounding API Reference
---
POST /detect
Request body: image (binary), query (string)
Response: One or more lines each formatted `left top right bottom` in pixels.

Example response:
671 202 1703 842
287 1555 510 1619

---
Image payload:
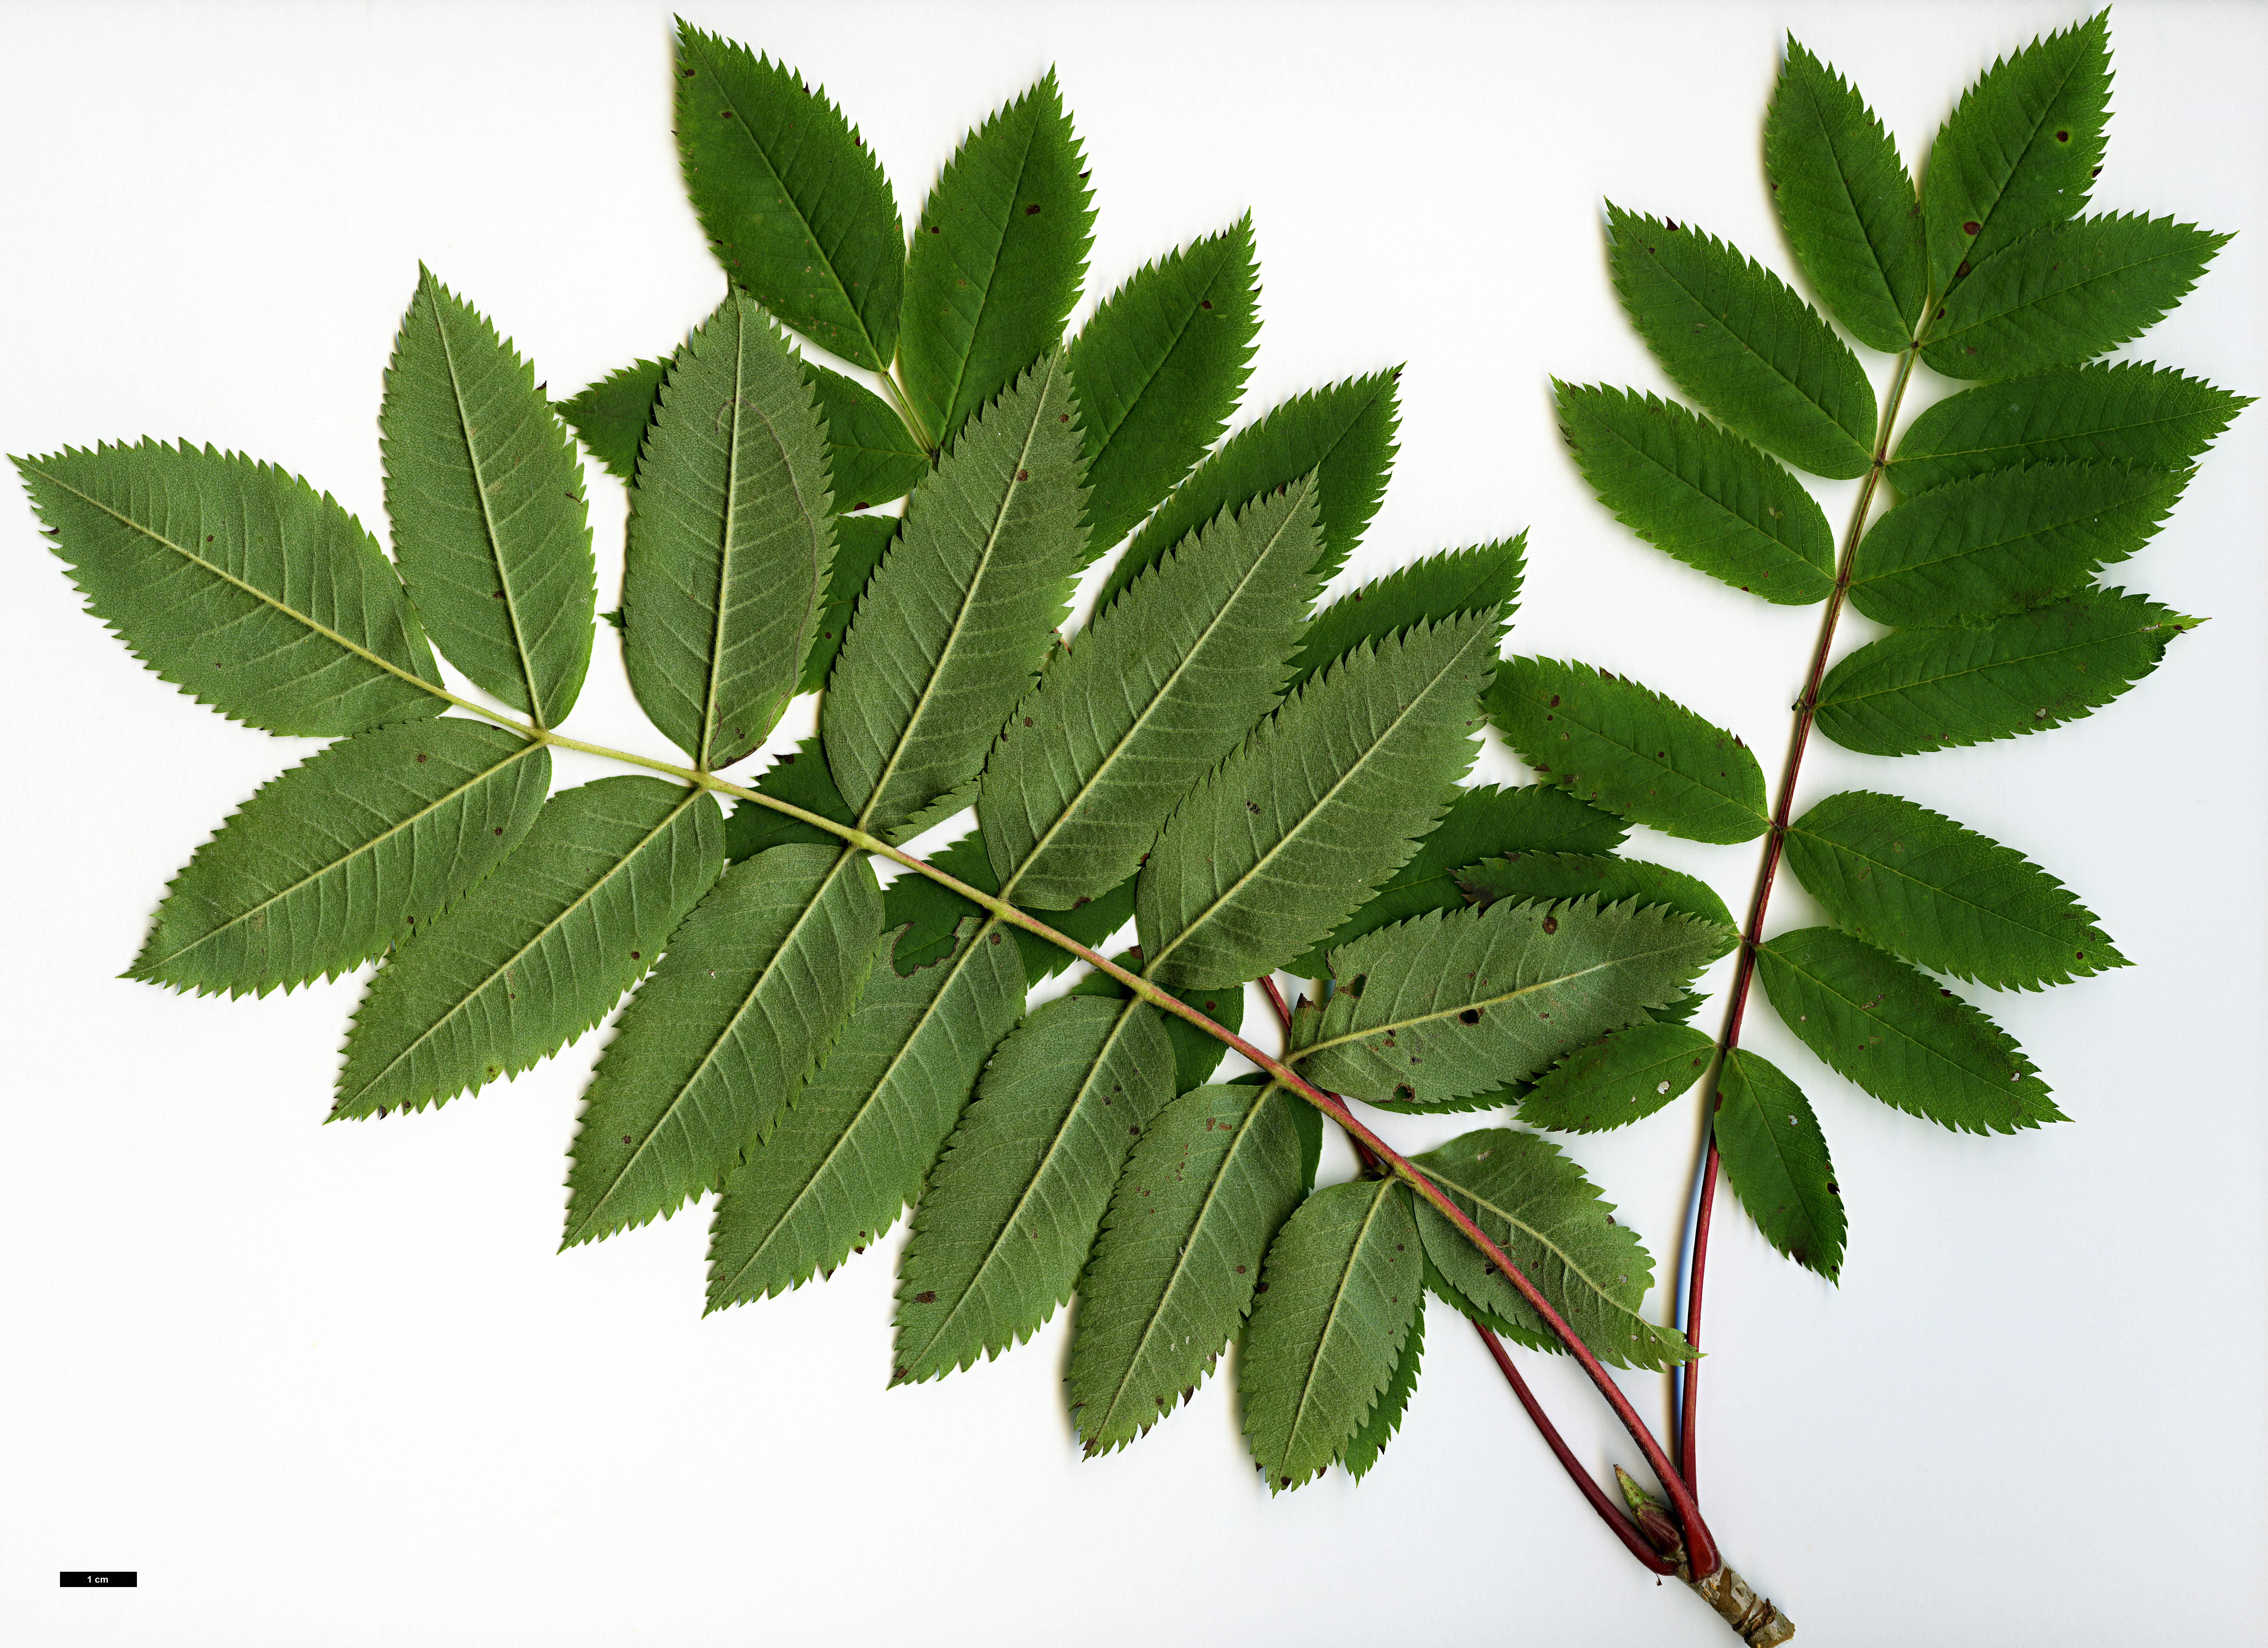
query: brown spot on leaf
1024 203 1041 215
1541 916 1558 935
1458 1008 1481 1025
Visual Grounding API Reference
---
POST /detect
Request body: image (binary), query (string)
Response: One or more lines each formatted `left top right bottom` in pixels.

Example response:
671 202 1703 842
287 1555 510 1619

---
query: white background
3 3 2262 1643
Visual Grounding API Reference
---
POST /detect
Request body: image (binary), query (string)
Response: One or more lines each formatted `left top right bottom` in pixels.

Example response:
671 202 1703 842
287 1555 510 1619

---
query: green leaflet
892 993 1173 1382
131 720 549 999
808 366 930 510
1291 898 1732 1107
1408 1128 1688 1370
1921 13 2110 296
674 27 903 371
1922 213 2231 383
1101 371 1400 607
803 512 897 694
16 440 443 737
900 72 1094 450
1065 1081 1307 1456
1556 385 1833 605
1285 782 1628 980
1136 610 1503 990
558 356 668 481
823 354 1088 837
1457 852 1736 929
705 917 1025 1309
1605 206 1875 479
1712 1048 1844 1280
561 844 883 1247
1072 217 1261 551
1285 539 1527 692
1848 461 2187 628
625 293 834 772
1241 1176 1419 1492
1067 954 1247 1095
1340 1289 1423 1481
1812 588 2198 757
723 737 850 862
1485 657 1768 844
1757 926 2063 1137
876 824 1133 984
1766 39 1925 355
1515 1022 1717 1133
981 478 1324 908
1890 362 2254 494
1783 789 2126 990
380 269 596 727
333 777 723 1119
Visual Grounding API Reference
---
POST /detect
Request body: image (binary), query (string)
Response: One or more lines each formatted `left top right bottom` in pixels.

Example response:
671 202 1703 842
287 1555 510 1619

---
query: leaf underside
1340 1289 1424 1481
1457 851 1736 930
1286 538 1527 692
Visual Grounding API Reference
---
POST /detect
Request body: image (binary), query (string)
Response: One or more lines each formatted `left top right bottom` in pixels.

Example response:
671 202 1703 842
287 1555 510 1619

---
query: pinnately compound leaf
1782 789 2126 990
333 777 723 1119
824 354 1088 837
1848 460 2187 628
1486 658 1768 844
16 441 444 736
674 27 904 371
1285 538 1527 693
1767 39 1926 355
1712 1048 1845 1280
1921 213 2231 383
380 268 596 727
1757 926 2063 1136
561 844 883 1247
706 917 1024 1308
981 477 1323 908
892 993 1174 1383
1605 206 1875 479
1340 1289 1423 1481
1515 1022 1717 1133
1812 588 2198 756
1136 610 1503 990
900 72 1094 450
1409 1128 1688 1370
625 292 834 772
1066 1081 1308 1456
1556 385 1833 605
131 720 549 999
1456 852 1736 929
1241 1176 1419 1492
1071 216 1261 551
1890 362 2254 494
1291 898 1731 1107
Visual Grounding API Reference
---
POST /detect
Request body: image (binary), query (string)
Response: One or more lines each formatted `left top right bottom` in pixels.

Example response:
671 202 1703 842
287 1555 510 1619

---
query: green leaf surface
381 269 596 726
892 993 1173 1382
824 354 1088 836
1241 1177 1419 1492
1890 362 2254 494
900 72 1094 449
675 27 903 370
706 916 1025 1307
1783 788 2125 990
17 440 444 736
1101 371 1399 607
562 844 883 1246
1136 611 1502 989
1712 1048 1844 1279
1767 39 1926 353
626 293 834 771
558 356 668 481
982 478 1323 908
1072 217 1260 551
1757 926 2063 1135
1515 1022 1717 1133
1292 898 1731 1107
1813 588 2197 756
131 720 549 998
1485 657 1768 844
1457 852 1736 929
1285 539 1526 692
808 363 929 510
723 737 851 862
875 822 1133 986
1067 953 1247 1095
1605 206 1875 479
802 512 897 694
1408 1128 1688 1369
1921 13 2110 295
1922 213 2230 382
1849 460 2187 628
1340 1290 1423 1481
333 777 723 1118
1066 1081 1307 1456
1556 385 1833 605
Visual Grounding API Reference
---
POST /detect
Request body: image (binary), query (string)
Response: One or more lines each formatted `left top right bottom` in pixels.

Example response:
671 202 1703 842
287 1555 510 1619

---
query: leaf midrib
1856 468 2168 587
1821 600 2168 708
1760 937 2037 1096
1941 218 2205 343
931 103 1051 430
